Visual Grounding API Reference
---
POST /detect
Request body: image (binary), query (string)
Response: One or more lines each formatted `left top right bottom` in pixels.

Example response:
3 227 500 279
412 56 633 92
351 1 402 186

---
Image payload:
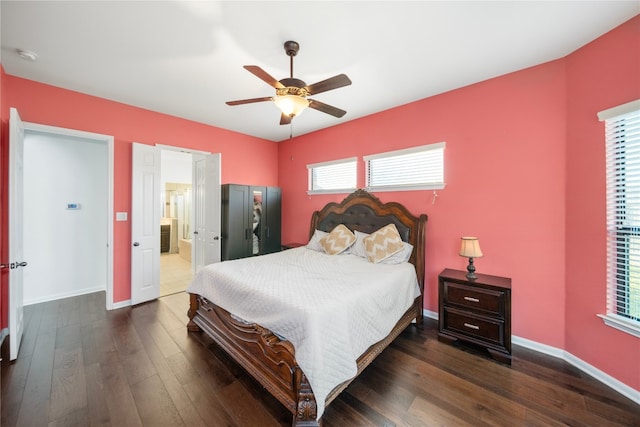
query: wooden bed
187 190 427 425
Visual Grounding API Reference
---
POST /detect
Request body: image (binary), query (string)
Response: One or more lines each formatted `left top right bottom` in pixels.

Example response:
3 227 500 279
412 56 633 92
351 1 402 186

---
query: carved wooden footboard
187 292 421 425
187 190 427 425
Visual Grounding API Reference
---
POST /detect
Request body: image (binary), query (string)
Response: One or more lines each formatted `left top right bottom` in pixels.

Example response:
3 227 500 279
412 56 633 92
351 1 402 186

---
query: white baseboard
24 286 105 306
0 327 8 347
511 335 565 359
111 299 131 310
563 350 640 405
424 309 639 405
423 309 438 320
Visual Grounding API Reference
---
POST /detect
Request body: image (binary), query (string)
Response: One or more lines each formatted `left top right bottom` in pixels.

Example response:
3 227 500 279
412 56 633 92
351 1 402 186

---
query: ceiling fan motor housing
277 78 309 97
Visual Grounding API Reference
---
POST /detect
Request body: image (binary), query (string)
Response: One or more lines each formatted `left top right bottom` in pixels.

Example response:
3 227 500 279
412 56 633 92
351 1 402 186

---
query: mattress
187 246 420 419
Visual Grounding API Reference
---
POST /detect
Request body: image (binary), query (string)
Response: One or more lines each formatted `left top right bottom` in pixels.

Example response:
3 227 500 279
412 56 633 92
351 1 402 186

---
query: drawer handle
464 322 480 330
464 296 480 303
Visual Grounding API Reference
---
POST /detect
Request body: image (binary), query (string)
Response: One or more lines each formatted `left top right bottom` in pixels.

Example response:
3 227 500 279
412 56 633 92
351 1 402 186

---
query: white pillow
380 242 413 264
306 229 328 252
351 230 370 259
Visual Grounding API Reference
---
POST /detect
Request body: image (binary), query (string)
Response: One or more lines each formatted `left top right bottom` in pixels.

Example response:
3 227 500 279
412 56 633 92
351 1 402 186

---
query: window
599 99 640 337
307 157 357 194
364 142 445 192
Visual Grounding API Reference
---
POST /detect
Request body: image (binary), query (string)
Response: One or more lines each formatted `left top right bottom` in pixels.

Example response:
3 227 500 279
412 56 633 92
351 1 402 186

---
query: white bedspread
187 247 420 419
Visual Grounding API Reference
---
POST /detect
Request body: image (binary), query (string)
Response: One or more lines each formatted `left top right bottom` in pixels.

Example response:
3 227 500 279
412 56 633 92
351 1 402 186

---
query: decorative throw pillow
363 223 405 263
306 229 328 252
320 224 356 255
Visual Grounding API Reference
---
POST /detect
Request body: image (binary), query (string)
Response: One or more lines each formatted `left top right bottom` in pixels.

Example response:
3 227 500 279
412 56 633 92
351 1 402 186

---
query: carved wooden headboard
309 190 427 298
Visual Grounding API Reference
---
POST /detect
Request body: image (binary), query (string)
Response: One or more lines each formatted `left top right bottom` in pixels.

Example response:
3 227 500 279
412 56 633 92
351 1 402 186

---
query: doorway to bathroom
159 149 193 297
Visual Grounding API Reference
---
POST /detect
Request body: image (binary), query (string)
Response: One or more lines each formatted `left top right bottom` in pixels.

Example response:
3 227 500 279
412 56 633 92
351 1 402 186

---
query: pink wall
279 59 568 347
279 15 640 393
565 16 640 390
0 75 278 318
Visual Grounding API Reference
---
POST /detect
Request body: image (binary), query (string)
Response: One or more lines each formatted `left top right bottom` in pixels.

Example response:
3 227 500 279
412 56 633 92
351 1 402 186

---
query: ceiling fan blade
244 65 285 89
308 99 347 118
305 74 352 95
226 96 273 106
279 113 292 126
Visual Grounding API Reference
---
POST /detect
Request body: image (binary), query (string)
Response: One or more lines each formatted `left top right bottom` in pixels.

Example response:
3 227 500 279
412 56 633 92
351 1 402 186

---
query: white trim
24 286 105 306
423 308 438 320
307 156 358 169
426 310 639 405
564 351 640 404
363 141 445 161
366 183 446 192
155 143 211 155
0 328 8 346
512 335 565 359
597 314 640 338
307 189 357 195
106 136 114 310
597 99 640 121
112 299 132 310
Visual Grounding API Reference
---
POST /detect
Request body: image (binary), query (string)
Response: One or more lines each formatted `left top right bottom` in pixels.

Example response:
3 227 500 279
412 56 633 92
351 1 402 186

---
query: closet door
263 186 282 254
222 184 251 260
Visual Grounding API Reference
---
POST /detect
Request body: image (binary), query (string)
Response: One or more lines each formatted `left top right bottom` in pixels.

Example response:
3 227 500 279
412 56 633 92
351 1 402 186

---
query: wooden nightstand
438 268 512 364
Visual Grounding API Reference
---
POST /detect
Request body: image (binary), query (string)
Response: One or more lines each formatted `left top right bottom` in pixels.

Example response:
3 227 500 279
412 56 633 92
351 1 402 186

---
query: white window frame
598 99 640 338
307 157 357 195
364 142 445 192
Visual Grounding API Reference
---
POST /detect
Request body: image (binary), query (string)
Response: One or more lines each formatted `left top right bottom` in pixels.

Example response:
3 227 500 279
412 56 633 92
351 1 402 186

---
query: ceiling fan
226 41 352 125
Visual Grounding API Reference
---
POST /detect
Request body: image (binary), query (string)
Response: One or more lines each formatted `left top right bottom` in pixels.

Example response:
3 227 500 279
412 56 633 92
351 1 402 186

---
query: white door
8 108 26 360
131 143 160 305
192 153 221 272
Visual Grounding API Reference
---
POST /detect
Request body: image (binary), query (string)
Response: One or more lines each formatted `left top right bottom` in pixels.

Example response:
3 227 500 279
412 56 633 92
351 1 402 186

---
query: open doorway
160 149 193 297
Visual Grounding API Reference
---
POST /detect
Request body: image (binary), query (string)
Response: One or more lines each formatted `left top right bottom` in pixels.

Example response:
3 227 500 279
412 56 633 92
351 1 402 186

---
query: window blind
605 106 640 325
307 157 357 194
364 142 445 192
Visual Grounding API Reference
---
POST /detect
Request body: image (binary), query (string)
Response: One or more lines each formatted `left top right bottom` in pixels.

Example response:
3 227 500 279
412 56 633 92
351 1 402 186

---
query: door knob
133 242 140 247
213 236 219 240
3 262 27 269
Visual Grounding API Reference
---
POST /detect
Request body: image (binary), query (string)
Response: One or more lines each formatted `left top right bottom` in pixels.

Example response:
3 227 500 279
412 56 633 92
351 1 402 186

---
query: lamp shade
273 95 309 117
459 237 483 258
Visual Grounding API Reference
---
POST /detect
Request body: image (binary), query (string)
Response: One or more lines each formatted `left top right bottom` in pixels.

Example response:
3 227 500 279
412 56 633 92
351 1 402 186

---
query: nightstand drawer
443 281 504 316
443 307 505 346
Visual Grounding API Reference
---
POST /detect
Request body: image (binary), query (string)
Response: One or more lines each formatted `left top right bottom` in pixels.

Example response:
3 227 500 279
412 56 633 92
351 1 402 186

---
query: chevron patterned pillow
363 223 405 263
320 224 356 255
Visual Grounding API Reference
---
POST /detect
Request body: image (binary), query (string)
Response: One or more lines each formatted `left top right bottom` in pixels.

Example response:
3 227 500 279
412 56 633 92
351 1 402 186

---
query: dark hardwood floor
2 291 639 426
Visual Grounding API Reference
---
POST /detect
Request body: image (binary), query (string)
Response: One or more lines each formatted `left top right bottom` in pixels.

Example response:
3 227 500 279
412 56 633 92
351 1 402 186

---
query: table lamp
459 237 483 279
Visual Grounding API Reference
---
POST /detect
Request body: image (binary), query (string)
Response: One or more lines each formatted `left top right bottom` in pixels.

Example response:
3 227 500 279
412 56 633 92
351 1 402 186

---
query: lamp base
466 257 477 280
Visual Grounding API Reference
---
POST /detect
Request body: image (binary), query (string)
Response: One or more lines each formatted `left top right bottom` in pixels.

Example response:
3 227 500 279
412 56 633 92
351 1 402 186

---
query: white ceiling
1 1 638 142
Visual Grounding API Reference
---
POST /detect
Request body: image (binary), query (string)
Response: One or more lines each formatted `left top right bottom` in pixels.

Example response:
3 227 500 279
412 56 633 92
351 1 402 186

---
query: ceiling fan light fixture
273 95 309 117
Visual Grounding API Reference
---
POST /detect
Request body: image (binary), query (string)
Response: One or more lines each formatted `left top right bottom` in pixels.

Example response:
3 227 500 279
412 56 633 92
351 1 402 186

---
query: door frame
19 119 115 310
